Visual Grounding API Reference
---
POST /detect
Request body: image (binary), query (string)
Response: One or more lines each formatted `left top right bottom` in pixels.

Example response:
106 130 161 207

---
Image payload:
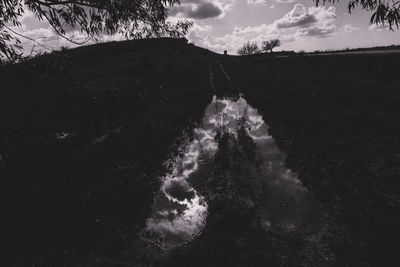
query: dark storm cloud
187 2 222 19
169 0 222 19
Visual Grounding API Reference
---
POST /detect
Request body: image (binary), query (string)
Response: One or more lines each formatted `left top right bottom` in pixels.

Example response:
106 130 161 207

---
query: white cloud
8 10 126 55
369 23 390 31
296 23 336 37
248 0 297 7
275 0 297 3
247 0 265 5
275 4 336 29
187 3 338 53
340 24 358 33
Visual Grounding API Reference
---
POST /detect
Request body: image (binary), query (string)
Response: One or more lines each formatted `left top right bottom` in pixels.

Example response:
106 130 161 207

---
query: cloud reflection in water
144 95 322 248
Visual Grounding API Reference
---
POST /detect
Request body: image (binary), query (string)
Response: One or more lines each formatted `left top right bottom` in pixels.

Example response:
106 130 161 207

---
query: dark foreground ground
1 39 399 266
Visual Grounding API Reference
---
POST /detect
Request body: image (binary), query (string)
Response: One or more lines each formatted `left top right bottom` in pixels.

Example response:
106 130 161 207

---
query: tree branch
4 25 54 50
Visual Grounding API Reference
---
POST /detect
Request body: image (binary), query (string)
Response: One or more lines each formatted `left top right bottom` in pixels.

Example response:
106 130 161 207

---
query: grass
1 38 400 266
219 53 400 266
0 38 214 266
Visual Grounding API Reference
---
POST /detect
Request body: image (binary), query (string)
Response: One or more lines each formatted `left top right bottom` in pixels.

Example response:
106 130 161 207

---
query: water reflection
143 95 323 249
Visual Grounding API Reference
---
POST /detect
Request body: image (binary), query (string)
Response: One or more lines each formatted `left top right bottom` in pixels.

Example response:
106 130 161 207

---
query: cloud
169 0 224 19
188 2 223 19
164 180 196 202
248 0 297 7
275 4 336 28
296 24 336 37
277 4 337 38
369 23 390 31
275 5 316 28
340 24 358 33
9 10 126 56
247 0 265 5
275 0 297 3
187 3 338 53
20 10 50 31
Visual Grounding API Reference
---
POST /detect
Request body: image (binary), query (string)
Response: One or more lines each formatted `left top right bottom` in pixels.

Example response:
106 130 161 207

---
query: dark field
1 39 399 266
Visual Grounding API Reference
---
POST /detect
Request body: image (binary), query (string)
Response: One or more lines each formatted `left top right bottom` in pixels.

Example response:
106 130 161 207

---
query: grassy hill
1 38 400 266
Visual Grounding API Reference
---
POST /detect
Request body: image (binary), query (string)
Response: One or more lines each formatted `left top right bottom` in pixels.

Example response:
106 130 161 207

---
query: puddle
142 95 323 249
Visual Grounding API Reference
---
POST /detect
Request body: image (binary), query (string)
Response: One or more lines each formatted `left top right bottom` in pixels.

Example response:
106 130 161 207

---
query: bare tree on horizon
262 39 281 53
237 41 260 56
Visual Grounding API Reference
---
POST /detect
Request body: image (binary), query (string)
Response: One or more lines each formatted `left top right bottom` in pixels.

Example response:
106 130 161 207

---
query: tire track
213 58 242 95
208 58 216 95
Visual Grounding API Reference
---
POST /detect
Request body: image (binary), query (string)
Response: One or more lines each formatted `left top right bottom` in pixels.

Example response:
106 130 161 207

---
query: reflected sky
143 95 323 249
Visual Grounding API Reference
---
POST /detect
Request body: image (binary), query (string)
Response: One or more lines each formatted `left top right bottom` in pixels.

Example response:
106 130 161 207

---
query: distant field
1 39 399 266
308 49 400 56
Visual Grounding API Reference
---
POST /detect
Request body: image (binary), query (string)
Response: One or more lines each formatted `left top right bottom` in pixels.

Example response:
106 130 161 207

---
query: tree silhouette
237 41 260 56
316 0 400 30
0 0 192 62
262 39 281 53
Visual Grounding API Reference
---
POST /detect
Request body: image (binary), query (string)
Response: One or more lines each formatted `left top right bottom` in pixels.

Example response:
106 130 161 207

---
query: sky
11 0 400 55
